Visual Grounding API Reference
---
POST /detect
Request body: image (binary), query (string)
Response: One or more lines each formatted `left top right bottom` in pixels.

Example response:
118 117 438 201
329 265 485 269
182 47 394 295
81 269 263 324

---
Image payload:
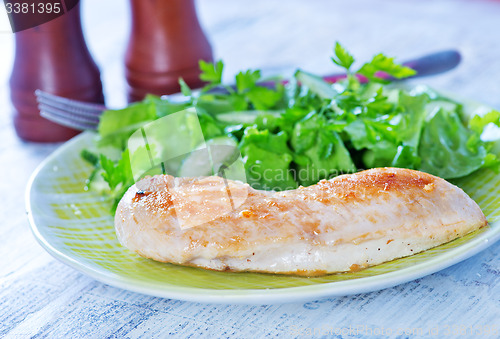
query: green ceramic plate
27 131 500 304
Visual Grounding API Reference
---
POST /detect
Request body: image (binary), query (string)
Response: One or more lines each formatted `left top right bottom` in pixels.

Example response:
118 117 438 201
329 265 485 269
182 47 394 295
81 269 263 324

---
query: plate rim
26 131 500 304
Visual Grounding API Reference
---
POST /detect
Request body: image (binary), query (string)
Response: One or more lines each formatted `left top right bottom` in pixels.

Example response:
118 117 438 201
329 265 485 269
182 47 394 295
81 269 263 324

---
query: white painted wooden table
1 0 499 337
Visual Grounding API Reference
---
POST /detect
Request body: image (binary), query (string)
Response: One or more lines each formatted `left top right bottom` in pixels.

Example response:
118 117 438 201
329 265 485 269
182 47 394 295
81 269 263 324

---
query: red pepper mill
9 2 104 142
126 0 213 102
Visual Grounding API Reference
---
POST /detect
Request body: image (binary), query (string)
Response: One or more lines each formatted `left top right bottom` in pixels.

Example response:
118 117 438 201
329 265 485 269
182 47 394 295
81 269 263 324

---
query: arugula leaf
331 42 355 71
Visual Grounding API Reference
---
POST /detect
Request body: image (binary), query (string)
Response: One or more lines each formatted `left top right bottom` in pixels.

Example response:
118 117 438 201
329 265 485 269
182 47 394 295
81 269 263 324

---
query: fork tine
35 90 105 131
37 101 103 121
39 105 99 131
35 90 106 116
37 96 104 117
40 112 98 131
38 103 101 124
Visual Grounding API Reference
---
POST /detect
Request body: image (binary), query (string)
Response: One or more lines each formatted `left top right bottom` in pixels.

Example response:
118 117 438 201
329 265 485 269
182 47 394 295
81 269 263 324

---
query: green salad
82 43 500 211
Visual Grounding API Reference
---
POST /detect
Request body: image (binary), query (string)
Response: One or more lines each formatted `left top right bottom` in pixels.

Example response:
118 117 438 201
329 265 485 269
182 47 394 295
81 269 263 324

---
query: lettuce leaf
97 101 157 149
468 110 500 142
239 127 297 191
418 109 493 179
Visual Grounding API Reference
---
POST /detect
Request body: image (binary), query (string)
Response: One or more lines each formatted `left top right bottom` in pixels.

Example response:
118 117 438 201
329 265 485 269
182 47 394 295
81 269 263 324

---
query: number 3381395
5 2 62 14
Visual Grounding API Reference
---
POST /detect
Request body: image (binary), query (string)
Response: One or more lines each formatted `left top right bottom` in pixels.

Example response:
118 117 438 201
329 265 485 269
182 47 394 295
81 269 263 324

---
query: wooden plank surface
0 0 499 337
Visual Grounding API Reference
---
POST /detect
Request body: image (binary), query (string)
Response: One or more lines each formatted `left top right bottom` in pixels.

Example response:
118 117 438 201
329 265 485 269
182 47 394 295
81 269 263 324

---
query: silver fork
36 90 106 131
36 50 462 131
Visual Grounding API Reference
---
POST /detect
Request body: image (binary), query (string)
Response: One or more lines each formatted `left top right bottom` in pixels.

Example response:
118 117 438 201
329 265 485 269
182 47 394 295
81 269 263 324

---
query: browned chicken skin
115 168 487 276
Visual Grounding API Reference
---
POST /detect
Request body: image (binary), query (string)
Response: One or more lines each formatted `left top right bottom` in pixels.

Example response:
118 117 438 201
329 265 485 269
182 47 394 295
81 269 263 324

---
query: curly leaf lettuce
419 109 497 179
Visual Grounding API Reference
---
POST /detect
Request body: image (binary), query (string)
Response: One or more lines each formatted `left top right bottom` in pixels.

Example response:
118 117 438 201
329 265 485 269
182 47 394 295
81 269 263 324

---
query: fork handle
322 49 461 83
400 50 461 78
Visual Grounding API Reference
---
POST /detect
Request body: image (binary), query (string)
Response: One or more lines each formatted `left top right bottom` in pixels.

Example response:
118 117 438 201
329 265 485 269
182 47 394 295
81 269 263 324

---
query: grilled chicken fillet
115 168 487 276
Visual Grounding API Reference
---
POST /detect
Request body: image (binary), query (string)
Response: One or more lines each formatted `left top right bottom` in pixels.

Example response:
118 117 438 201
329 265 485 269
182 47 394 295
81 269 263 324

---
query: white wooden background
1 0 499 337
